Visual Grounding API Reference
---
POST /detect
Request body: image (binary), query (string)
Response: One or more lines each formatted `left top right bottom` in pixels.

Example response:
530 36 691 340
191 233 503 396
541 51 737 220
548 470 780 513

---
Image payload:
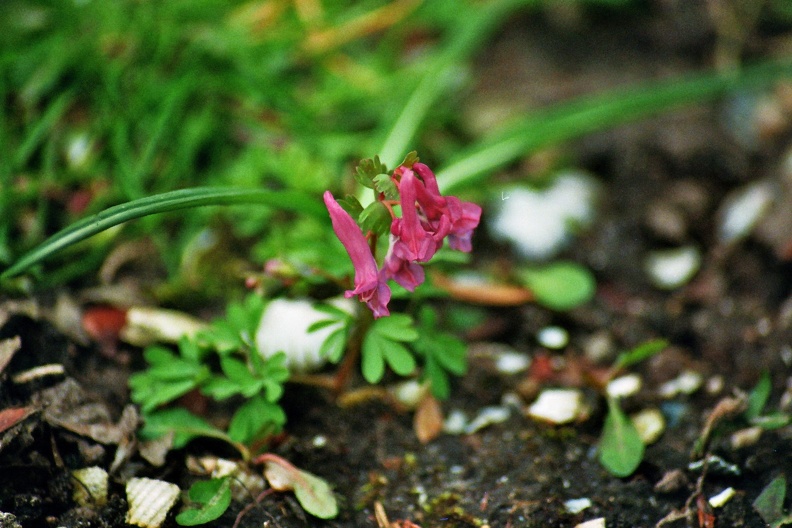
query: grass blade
438 59 792 192
1 187 327 280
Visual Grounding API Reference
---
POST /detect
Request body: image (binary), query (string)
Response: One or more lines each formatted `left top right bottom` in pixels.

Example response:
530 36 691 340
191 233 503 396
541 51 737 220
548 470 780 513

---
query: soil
3 3 792 528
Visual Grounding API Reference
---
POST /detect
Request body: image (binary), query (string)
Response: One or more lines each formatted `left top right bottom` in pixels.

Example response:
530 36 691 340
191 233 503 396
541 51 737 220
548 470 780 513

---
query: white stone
489 171 600 260
606 374 642 399
464 406 511 434
495 351 532 374
708 487 736 508
658 370 703 398
537 326 569 349
564 497 592 514
528 388 586 424
72 467 108 507
718 180 775 244
644 246 701 290
575 518 606 528
631 408 666 445
255 297 354 373
443 409 468 435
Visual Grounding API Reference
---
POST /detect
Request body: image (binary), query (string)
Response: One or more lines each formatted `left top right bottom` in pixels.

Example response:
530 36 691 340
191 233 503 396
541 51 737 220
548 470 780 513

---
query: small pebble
644 246 701 290
631 408 665 445
708 487 736 508
564 498 592 514
312 435 327 448
717 180 775 244
528 388 586 425
730 426 762 449
606 374 642 399
537 326 569 349
495 351 532 374
390 380 425 408
658 370 703 398
465 406 511 434
125 478 180 528
575 518 606 528
443 409 468 435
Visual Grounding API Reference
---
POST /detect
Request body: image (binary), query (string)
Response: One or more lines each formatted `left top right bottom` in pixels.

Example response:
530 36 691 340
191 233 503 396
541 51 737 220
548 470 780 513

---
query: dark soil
3 3 792 528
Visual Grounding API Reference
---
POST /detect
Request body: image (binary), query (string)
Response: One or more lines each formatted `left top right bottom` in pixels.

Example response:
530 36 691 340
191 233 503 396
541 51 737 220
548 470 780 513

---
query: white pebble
631 408 666 445
464 406 511 434
564 498 592 514
730 426 762 449
708 487 736 508
528 389 586 425
658 370 703 398
644 246 701 290
255 297 353 373
575 518 606 528
490 171 600 260
537 326 569 349
443 409 468 435
495 351 532 374
606 374 642 399
390 380 425 409
717 181 775 244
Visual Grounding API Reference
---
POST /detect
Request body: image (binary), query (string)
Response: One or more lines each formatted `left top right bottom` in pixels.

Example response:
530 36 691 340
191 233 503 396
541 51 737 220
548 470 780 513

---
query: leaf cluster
131 294 288 455
312 304 467 398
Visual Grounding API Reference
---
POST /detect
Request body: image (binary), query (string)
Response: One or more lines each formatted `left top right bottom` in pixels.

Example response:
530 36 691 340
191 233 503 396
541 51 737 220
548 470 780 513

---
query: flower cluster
324 158 481 318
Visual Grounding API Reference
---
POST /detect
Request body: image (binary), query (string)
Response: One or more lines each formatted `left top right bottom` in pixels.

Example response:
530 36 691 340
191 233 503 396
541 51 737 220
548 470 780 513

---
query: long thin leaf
1 187 327 280
378 0 538 166
437 59 792 192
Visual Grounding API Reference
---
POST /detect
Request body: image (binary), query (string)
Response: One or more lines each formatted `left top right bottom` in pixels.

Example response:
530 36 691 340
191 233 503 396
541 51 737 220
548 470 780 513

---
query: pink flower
413 162 480 253
445 196 482 252
324 191 391 318
391 170 442 262
382 237 425 292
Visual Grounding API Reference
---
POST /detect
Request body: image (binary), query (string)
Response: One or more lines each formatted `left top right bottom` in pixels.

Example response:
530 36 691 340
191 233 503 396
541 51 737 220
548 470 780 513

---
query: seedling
597 339 668 477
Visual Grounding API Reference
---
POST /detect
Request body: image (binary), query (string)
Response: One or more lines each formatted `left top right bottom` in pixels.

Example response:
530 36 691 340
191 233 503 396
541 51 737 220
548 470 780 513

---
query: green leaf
371 314 418 342
751 413 792 430
399 151 419 168
320 327 348 363
614 339 668 370
263 458 338 519
358 201 391 235
140 408 236 450
383 341 417 376
176 478 232 526
520 262 596 311
361 332 386 384
598 397 645 478
373 174 399 200
746 371 772 421
220 357 263 397
338 195 364 218
1 187 327 280
130 376 200 413
307 319 342 333
227 394 286 444
424 357 451 400
753 475 788 527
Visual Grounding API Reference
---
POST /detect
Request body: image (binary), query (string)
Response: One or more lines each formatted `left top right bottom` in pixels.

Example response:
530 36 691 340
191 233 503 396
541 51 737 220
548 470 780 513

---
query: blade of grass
437 58 792 192
0 187 327 280
13 90 74 171
377 0 541 167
